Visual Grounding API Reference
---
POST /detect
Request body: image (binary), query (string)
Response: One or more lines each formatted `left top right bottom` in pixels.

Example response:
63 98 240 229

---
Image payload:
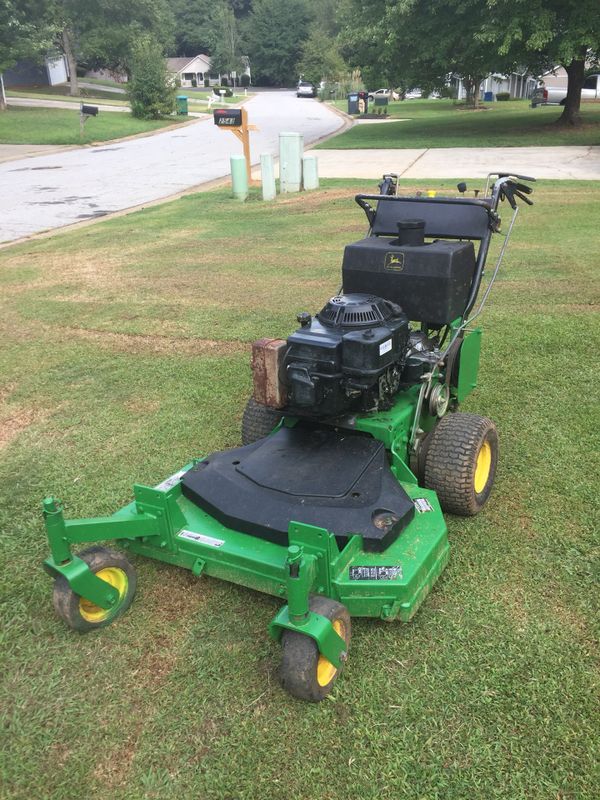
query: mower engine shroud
41 173 534 702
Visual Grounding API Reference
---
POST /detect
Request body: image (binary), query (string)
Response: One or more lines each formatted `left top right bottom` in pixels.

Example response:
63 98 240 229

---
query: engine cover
284 294 409 417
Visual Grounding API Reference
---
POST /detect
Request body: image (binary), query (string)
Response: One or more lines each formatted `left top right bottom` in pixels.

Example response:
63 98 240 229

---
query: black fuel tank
342 236 476 325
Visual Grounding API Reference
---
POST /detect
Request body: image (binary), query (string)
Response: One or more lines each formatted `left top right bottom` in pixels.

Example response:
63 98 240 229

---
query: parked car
405 89 423 99
297 81 317 98
367 88 400 101
531 74 600 106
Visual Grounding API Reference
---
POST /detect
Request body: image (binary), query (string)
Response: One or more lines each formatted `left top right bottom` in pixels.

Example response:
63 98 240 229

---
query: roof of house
167 55 211 73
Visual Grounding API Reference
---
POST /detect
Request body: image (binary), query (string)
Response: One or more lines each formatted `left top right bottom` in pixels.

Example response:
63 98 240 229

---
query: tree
484 0 600 125
171 0 214 56
208 3 242 79
298 28 346 85
245 0 311 85
127 34 175 118
0 0 54 110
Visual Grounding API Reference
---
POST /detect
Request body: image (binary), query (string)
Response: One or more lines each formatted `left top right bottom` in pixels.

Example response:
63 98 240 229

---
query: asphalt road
0 91 343 243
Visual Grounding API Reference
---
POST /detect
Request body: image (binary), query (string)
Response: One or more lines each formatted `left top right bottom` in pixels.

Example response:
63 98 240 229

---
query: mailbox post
79 103 98 138
213 107 258 185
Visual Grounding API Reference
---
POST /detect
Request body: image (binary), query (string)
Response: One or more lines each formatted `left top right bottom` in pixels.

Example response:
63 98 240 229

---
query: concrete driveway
0 91 344 244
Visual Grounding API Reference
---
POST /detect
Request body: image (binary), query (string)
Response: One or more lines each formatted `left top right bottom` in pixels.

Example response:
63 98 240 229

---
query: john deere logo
385 252 404 271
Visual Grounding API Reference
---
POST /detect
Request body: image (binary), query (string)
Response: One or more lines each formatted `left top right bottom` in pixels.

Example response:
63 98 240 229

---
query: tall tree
208 3 242 79
485 0 600 125
298 27 346 85
0 0 54 110
245 0 311 85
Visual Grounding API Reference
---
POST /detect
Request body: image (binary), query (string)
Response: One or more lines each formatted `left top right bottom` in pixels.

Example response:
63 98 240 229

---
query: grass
0 106 180 145
7 88 128 107
320 98 600 148
0 180 598 799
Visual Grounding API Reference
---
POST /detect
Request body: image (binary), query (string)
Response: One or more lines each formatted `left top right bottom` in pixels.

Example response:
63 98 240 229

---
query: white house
3 55 69 88
167 55 251 87
450 70 536 100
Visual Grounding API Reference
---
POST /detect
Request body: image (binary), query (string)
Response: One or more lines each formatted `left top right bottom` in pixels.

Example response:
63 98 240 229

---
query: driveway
0 91 343 243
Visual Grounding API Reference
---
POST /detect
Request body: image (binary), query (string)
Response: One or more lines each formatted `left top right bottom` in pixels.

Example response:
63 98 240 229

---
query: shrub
204 78 210 87
496 92 510 101
221 76 228 86
241 73 250 87
212 86 233 97
127 36 175 119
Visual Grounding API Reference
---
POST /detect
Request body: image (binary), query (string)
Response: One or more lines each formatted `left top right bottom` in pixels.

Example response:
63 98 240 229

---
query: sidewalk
302 145 600 180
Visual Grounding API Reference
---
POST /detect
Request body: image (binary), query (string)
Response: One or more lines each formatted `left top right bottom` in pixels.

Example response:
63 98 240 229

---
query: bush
212 86 233 97
496 92 510 101
204 78 210 87
221 77 228 86
127 36 175 119
241 73 250 87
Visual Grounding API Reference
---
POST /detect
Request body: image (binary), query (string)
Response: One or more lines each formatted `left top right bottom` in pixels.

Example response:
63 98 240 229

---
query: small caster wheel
53 546 137 632
279 596 351 702
424 412 498 516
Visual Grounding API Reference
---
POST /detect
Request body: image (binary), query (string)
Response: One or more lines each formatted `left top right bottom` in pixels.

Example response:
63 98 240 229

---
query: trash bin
176 95 189 115
357 91 369 114
483 91 494 102
347 93 359 114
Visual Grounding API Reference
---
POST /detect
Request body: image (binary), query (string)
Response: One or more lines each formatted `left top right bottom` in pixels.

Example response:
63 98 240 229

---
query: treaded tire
241 397 283 445
424 413 498 516
279 596 351 703
53 546 137 632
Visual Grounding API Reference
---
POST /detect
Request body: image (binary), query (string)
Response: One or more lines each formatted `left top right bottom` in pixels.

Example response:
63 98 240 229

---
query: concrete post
260 153 276 201
279 131 303 193
230 154 248 201
302 156 319 190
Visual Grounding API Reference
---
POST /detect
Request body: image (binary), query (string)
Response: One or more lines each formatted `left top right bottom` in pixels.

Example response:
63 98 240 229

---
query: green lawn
7 83 129 103
7 89 128 107
320 98 600 148
0 106 179 145
0 180 598 799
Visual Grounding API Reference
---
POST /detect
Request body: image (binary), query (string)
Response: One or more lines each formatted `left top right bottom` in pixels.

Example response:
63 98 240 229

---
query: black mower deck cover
181 423 415 551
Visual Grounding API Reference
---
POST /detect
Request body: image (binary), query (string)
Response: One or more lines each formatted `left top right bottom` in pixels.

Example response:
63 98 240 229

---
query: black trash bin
347 93 359 114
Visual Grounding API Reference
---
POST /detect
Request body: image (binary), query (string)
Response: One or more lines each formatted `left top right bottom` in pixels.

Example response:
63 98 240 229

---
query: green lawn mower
42 172 534 702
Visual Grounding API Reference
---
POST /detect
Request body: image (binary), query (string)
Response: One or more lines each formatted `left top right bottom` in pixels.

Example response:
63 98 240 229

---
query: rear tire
241 397 283 445
279 596 351 702
424 413 498 516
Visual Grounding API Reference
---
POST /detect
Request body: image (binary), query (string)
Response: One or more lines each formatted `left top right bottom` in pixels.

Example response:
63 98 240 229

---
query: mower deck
105 465 449 623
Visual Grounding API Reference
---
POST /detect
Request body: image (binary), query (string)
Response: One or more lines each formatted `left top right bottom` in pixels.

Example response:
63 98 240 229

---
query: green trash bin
176 95 189 116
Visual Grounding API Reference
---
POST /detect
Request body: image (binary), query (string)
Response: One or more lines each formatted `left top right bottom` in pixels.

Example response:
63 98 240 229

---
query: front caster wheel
53 546 137 632
424 412 498 516
279 596 351 702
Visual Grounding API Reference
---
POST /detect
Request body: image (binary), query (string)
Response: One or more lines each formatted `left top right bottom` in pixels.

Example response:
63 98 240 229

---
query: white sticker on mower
414 498 434 513
379 339 392 356
178 530 225 547
349 565 403 581
155 469 187 492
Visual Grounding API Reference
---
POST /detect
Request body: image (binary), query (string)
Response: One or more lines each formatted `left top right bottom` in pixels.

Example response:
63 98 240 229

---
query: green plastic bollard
302 156 319 190
260 153 276 200
279 131 303 193
230 154 248 201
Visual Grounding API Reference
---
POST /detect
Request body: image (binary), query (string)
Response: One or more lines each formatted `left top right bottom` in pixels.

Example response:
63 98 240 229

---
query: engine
284 293 410 418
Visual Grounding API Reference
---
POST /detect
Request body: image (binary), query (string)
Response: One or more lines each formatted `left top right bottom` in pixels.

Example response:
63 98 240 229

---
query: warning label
414 497 434 513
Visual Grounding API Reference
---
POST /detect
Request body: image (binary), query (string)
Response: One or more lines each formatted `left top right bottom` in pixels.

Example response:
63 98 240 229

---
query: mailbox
81 104 99 117
213 108 243 127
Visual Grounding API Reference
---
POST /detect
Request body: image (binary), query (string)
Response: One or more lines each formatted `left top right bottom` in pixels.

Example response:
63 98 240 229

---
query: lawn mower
41 172 534 702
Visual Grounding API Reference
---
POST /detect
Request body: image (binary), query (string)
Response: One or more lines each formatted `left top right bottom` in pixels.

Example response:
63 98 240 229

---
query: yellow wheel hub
474 440 492 494
79 567 128 623
317 619 345 687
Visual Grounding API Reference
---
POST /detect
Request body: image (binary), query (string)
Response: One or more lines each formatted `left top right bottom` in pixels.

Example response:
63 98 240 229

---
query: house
450 70 536 100
167 55 251 87
3 55 69 88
